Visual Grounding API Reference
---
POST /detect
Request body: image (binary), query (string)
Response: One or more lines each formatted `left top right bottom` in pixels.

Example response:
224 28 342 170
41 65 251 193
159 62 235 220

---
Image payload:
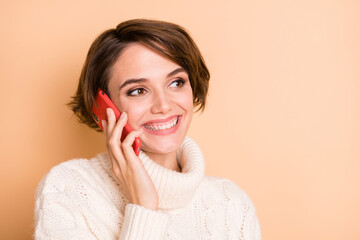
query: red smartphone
91 88 141 156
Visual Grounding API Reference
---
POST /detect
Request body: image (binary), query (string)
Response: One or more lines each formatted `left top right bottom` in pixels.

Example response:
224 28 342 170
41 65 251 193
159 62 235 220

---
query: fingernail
102 120 106 128
120 112 126 119
106 108 111 116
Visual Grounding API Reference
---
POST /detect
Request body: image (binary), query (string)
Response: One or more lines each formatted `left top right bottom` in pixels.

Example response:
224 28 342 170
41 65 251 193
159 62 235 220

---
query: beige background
1 0 359 239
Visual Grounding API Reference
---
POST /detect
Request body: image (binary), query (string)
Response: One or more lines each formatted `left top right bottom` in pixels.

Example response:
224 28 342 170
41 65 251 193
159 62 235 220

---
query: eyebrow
119 67 186 91
167 67 186 78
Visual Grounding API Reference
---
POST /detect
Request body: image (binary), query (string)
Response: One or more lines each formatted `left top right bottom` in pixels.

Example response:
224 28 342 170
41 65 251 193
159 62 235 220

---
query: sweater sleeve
242 200 261 240
34 161 171 240
34 173 98 240
221 179 261 240
119 204 169 239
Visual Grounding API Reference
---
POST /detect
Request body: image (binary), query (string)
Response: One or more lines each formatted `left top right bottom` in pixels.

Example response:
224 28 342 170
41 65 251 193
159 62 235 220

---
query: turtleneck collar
139 136 205 209
98 136 205 210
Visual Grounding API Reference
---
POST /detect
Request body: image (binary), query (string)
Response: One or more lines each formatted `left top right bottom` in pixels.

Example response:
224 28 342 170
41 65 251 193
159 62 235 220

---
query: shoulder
35 154 105 197
199 176 258 220
201 176 253 202
34 154 123 239
34 158 94 228
199 176 261 239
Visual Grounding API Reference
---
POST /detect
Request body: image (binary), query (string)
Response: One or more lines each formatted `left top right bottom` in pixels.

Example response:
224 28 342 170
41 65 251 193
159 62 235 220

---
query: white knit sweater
34 137 261 239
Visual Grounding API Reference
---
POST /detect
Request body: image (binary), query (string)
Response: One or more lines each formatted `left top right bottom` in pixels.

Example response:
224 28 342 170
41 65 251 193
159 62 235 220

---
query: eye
127 88 148 96
169 79 185 88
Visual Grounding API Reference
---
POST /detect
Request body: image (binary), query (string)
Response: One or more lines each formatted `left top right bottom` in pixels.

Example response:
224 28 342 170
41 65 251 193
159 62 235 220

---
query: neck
143 151 181 172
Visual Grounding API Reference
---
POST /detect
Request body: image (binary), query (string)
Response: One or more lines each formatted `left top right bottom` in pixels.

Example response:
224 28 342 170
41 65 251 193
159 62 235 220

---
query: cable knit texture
34 137 261 239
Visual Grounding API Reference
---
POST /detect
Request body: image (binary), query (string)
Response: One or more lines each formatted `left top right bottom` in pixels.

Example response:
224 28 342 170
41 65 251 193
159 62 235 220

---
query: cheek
179 89 194 112
117 100 147 128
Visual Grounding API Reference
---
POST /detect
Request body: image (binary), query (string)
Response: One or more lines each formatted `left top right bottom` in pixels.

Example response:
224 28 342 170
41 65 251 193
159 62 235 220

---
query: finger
102 120 108 145
103 120 121 172
102 119 113 162
108 112 129 170
106 109 126 156
110 112 127 144
106 108 116 139
108 112 127 161
121 128 143 163
103 114 127 179
103 119 116 160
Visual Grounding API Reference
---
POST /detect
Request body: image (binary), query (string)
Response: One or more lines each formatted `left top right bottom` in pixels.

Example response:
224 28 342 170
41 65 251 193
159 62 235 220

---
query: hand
102 108 159 210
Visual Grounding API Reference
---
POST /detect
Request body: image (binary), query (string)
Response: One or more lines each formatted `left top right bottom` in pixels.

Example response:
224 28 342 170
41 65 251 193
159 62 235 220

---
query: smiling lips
142 115 181 135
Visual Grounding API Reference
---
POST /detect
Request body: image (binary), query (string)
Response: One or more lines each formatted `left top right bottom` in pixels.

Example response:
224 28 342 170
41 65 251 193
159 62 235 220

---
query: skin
102 43 194 210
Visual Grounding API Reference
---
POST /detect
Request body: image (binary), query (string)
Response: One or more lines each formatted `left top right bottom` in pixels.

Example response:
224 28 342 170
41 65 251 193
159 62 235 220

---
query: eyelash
169 78 185 88
126 78 186 96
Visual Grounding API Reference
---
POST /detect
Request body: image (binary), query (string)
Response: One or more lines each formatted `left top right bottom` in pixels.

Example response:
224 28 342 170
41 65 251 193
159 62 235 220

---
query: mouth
142 115 181 134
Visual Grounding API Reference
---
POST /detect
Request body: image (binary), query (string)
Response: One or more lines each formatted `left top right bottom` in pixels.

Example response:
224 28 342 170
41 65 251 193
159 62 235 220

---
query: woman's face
107 43 193 155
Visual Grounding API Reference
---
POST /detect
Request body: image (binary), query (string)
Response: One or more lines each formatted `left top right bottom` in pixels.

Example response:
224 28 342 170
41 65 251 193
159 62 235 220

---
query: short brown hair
68 19 210 131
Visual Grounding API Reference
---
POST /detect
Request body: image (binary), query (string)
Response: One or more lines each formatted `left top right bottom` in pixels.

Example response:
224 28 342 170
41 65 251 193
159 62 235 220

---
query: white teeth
144 117 178 131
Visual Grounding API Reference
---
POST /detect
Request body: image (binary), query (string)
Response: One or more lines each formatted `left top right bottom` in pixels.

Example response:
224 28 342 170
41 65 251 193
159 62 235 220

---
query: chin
141 133 185 155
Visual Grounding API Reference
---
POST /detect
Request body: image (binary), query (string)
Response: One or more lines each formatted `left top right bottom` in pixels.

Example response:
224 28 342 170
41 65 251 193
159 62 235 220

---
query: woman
34 19 261 239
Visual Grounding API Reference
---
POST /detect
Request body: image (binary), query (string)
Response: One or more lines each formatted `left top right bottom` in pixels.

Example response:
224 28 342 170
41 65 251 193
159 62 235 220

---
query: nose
150 90 172 114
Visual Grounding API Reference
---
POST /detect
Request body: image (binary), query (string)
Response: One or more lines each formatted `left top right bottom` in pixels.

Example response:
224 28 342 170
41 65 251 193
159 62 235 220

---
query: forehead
110 43 183 83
